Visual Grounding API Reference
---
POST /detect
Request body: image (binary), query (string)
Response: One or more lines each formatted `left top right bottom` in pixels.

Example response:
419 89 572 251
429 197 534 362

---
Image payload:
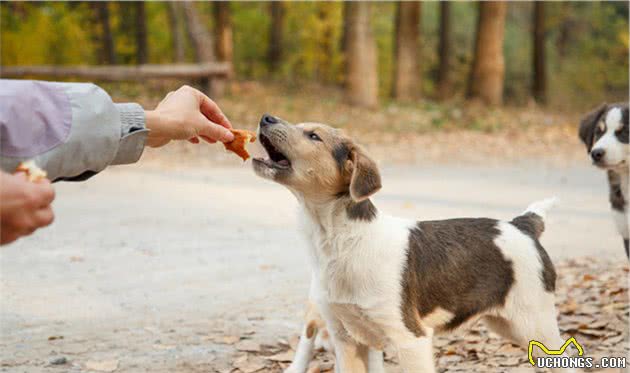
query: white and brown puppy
579 103 629 258
253 114 573 373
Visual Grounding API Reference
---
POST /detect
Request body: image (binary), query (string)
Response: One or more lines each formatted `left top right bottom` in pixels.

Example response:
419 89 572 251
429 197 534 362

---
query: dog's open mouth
254 133 291 169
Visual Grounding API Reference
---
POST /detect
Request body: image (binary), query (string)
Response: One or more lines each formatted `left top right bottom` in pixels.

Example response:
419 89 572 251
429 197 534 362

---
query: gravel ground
1 158 628 372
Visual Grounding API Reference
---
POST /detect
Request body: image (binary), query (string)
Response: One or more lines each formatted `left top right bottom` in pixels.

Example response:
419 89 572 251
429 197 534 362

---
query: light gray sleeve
0 80 148 182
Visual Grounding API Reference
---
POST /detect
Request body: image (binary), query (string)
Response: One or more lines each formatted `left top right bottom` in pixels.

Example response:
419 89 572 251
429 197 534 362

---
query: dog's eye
307 132 322 142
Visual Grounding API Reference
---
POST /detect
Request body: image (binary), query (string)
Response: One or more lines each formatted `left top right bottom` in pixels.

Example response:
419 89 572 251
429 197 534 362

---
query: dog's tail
512 197 558 239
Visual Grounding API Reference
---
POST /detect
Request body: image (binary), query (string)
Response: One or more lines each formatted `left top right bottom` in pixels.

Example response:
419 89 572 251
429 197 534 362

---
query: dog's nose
591 148 605 162
260 114 278 127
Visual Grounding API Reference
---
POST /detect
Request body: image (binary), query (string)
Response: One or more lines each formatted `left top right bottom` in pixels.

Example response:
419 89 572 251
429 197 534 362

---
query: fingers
195 90 232 129
199 135 217 144
34 181 55 206
33 207 54 227
196 116 234 143
188 137 200 144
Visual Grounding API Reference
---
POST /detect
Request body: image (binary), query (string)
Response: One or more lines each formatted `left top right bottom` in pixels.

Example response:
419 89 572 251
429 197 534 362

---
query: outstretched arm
0 80 233 181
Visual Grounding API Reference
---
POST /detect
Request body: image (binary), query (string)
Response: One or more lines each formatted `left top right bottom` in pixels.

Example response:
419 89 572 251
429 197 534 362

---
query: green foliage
1 1 627 109
1 2 95 65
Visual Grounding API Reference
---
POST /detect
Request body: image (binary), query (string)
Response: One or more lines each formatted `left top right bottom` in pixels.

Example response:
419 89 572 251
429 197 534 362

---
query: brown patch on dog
579 103 607 152
401 219 514 336
346 144 382 202
306 320 318 339
224 129 256 161
608 170 627 212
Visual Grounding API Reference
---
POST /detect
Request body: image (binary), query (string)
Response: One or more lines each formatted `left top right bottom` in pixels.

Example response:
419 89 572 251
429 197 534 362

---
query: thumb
197 116 234 143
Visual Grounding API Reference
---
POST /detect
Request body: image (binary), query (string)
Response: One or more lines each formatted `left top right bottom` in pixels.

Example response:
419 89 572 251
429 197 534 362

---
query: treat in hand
14 160 47 182
223 129 256 161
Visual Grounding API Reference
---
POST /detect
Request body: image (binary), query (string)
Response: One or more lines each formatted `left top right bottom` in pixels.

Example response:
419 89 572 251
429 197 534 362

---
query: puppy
254 114 573 373
579 103 629 257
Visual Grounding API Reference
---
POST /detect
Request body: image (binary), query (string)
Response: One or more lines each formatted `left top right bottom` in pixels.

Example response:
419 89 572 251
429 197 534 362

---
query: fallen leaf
84 359 119 372
266 351 294 362
235 339 261 352
233 356 266 373
221 335 240 345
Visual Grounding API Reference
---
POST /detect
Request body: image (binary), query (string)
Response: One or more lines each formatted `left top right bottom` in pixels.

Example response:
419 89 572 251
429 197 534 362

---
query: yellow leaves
1 3 94 66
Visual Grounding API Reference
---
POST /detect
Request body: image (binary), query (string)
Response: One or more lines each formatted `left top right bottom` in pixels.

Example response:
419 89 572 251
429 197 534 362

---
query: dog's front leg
320 305 370 373
332 337 370 373
284 322 317 373
396 336 436 373
367 349 386 373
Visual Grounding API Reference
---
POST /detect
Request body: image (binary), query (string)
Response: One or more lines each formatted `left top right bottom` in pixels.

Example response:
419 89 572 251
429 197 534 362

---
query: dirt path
1 161 626 372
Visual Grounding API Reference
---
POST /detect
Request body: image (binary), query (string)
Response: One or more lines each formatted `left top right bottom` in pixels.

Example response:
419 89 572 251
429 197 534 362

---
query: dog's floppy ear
579 103 607 152
347 144 381 202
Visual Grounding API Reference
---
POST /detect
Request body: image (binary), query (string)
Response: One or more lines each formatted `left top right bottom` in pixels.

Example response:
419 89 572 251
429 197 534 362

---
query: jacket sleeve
0 79 148 182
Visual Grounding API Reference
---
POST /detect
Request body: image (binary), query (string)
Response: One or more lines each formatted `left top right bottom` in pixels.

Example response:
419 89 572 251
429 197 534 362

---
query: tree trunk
182 1 215 63
214 2 233 64
182 1 221 96
134 1 148 64
436 1 451 100
467 1 507 106
93 2 116 65
392 1 421 101
532 2 546 104
267 1 284 73
167 2 185 62
344 2 378 108
556 2 572 60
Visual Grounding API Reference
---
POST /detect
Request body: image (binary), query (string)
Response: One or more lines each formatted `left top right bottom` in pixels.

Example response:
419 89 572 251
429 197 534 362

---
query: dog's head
253 114 381 203
579 103 629 169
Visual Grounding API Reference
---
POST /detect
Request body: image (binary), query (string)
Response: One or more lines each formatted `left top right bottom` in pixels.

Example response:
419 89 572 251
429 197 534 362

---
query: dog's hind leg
488 308 577 373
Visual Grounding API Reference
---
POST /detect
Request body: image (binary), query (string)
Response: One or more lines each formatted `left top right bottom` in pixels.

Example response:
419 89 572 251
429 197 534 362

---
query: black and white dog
253 115 574 373
579 103 629 257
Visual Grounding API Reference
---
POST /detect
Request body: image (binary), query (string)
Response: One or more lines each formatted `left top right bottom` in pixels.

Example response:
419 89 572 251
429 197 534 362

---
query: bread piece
223 129 256 161
15 160 47 182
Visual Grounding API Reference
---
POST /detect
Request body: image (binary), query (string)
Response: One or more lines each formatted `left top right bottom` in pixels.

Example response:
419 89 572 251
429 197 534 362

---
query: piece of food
14 160 47 182
223 129 256 161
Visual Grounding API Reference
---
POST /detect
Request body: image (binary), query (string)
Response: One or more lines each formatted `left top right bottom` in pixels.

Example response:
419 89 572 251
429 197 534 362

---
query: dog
253 114 574 373
579 103 629 258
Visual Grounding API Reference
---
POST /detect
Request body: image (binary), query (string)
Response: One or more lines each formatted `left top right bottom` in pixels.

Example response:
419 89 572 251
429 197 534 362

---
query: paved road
0 162 623 372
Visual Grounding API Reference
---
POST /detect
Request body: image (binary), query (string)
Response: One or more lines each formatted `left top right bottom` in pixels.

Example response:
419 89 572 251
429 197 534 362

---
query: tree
467 1 507 105
167 2 185 62
93 2 116 65
267 1 284 73
182 1 215 63
436 1 451 100
134 1 148 64
532 2 546 103
344 2 378 108
213 2 233 64
392 1 421 101
181 1 220 96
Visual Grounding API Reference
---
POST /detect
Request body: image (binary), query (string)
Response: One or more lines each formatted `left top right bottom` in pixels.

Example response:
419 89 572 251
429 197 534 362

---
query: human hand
0 171 55 245
144 85 234 148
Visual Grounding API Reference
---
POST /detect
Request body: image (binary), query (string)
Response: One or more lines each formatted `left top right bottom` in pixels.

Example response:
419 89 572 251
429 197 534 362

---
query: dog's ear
579 103 607 152
347 144 381 202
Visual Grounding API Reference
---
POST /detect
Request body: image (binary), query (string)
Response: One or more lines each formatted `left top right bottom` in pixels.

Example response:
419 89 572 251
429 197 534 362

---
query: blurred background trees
1 1 628 110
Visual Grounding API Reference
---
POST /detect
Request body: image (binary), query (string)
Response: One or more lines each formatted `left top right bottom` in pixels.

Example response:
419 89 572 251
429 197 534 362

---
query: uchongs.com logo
528 337 627 369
